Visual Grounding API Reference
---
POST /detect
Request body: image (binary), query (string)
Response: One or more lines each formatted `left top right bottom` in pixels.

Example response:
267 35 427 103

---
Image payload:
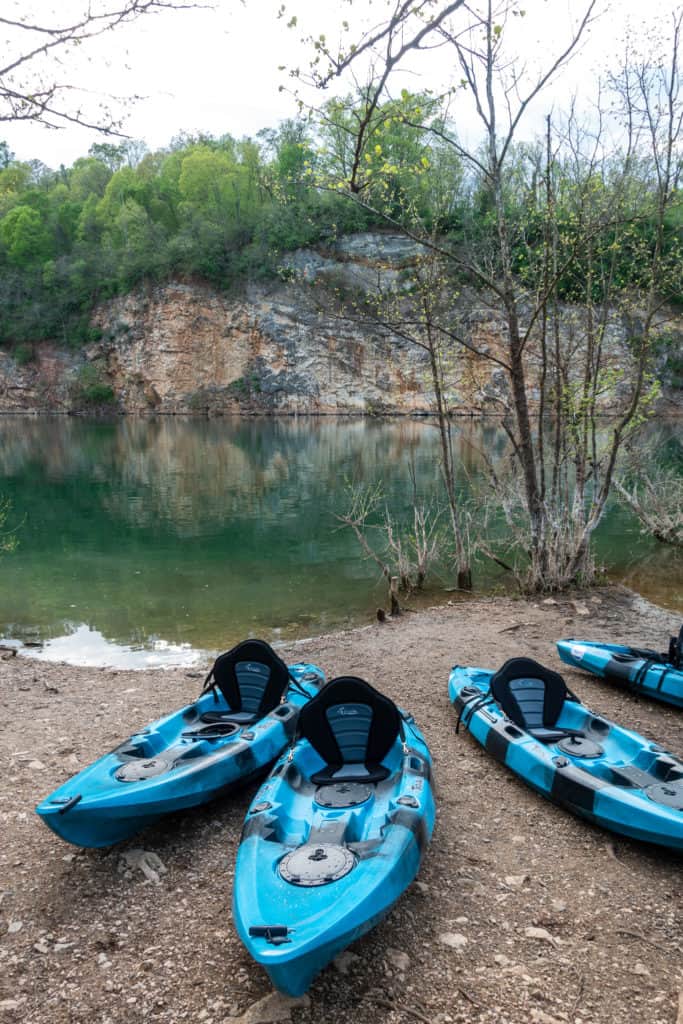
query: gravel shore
0 587 681 1024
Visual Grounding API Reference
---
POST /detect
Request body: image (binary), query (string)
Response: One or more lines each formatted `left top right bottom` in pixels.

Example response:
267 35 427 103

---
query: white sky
3 0 681 168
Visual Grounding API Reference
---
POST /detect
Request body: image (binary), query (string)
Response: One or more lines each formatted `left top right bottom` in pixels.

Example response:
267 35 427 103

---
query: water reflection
0 414 679 664
26 624 201 669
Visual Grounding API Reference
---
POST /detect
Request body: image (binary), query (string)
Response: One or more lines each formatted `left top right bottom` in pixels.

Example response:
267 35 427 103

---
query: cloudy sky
3 0 681 168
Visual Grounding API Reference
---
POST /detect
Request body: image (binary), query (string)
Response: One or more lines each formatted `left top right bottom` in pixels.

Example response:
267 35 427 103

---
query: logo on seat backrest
338 706 359 716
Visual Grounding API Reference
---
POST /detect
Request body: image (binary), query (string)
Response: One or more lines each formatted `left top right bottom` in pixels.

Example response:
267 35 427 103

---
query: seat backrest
210 639 290 716
668 624 683 669
490 657 568 730
297 676 400 769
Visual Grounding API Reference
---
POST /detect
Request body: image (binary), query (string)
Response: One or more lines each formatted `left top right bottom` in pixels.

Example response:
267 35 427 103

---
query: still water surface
0 416 680 665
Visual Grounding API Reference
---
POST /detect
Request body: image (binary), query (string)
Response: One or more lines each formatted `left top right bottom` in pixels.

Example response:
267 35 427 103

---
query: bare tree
1 1 202 133
336 476 446 594
614 434 683 547
297 0 683 591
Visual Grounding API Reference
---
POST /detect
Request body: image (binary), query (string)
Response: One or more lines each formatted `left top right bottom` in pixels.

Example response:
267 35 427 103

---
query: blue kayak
36 640 325 848
449 658 683 850
557 629 683 709
233 676 435 996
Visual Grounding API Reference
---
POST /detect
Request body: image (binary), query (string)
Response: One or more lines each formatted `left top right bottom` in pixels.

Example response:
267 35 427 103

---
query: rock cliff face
0 232 680 415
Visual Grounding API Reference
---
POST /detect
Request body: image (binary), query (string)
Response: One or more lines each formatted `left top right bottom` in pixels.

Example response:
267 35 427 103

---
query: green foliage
13 343 35 366
71 363 115 406
0 99 680 355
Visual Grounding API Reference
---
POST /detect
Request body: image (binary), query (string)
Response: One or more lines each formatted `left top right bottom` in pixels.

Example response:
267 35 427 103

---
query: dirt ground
0 587 681 1024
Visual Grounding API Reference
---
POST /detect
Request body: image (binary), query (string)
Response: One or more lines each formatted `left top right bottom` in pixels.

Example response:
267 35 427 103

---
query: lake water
0 416 680 666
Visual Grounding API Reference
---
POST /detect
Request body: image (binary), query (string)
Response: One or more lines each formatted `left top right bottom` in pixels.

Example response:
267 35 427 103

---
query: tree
298 0 683 591
1 1 202 133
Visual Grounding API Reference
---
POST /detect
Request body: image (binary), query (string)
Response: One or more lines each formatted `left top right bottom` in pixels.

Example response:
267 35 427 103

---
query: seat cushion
311 763 391 785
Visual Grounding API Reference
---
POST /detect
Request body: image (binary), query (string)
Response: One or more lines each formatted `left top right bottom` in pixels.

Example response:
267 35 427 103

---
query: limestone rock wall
0 231 680 416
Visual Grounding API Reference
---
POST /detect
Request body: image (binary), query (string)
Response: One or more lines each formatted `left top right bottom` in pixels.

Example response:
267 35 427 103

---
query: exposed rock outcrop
0 232 680 415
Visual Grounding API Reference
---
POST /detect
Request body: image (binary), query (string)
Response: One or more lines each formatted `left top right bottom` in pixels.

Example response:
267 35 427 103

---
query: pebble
386 948 410 973
530 1011 564 1024
551 899 567 913
505 874 530 889
524 927 560 948
632 962 650 977
227 991 311 1024
118 849 167 884
333 951 359 975
439 933 468 951
27 761 46 771
7 922 22 934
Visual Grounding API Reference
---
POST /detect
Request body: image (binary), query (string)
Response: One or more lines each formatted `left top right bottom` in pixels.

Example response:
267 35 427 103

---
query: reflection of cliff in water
0 416 462 537
0 416 679 655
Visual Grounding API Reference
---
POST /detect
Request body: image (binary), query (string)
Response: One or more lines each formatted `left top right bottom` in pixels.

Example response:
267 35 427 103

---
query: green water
0 415 680 664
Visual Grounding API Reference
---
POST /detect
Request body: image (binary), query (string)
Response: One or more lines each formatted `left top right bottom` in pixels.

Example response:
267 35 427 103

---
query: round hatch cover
279 844 355 886
314 782 372 808
645 781 683 810
115 757 173 782
557 736 603 759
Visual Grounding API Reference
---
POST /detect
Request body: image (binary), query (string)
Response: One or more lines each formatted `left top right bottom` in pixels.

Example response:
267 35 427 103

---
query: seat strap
456 691 496 733
655 667 671 693
631 659 653 692
286 670 311 700
200 668 220 704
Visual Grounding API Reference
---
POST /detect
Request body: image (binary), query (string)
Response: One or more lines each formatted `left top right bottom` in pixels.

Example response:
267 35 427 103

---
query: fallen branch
372 997 432 1024
615 928 661 949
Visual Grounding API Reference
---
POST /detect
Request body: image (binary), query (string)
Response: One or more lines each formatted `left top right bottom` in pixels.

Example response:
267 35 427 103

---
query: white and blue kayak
36 640 325 848
233 676 435 995
556 629 683 709
449 657 683 851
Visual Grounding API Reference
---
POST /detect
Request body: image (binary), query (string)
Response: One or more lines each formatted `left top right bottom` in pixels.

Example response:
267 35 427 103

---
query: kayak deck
449 662 683 850
36 660 324 847
233 677 435 995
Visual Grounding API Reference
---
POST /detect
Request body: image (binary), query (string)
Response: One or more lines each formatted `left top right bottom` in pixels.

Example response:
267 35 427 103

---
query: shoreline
9 584 683 672
0 586 681 1024
1 408 682 419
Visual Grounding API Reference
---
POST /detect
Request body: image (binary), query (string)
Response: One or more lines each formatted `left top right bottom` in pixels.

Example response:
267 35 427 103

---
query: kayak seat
205 639 291 722
298 676 401 785
668 624 683 669
491 657 582 744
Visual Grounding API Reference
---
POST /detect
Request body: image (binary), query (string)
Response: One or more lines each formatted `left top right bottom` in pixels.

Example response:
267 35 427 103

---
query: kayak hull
233 712 435 995
557 639 683 708
449 665 683 851
36 663 324 848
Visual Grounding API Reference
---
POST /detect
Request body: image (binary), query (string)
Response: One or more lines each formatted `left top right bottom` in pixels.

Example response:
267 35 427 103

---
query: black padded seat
297 676 401 785
490 657 581 743
668 624 683 669
203 639 290 722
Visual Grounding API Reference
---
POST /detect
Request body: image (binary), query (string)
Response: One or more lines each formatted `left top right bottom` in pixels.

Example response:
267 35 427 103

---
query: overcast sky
3 0 681 168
